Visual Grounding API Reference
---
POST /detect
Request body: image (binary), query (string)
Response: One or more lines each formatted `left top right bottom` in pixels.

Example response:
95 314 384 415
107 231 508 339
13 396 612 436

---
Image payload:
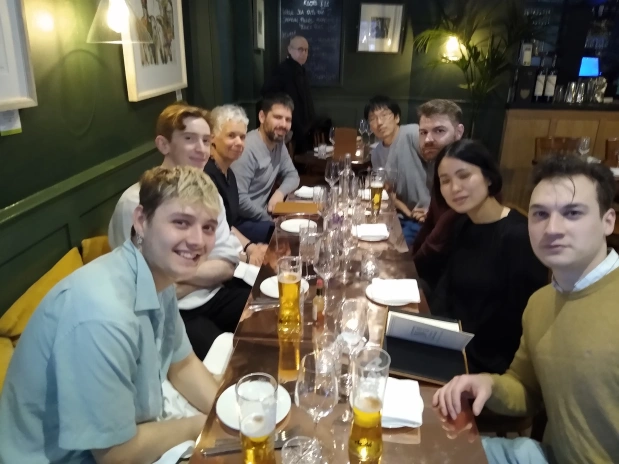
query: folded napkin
313 145 334 153
354 223 389 241
294 186 315 198
382 377 424 428
360 189 389 201
155 440 194 464
611 167 619 177
234 261 260 286
369 278 420 305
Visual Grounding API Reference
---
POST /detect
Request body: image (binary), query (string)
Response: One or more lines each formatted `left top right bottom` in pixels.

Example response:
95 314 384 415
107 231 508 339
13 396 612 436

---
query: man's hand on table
267 190 286 213
432 374 494 420
410 207 428 223
246 243 268 266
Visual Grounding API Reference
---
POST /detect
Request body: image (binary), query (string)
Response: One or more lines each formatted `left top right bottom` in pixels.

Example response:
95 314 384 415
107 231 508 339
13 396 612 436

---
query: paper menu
386 311 474 351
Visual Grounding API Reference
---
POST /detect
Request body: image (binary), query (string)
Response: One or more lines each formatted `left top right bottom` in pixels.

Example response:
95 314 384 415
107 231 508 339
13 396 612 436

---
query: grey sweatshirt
231 129 300 221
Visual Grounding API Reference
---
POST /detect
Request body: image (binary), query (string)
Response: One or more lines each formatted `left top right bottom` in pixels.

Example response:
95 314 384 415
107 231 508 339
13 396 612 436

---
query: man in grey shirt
231 93 300 243
366 95 432 246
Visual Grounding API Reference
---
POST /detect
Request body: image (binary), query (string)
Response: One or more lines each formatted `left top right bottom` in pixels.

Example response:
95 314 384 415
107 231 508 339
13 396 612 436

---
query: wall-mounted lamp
86 0 152 44
34 11 55 32
444 36 462 61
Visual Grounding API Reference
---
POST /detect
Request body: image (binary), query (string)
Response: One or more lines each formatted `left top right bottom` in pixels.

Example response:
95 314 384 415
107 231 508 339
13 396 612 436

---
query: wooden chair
604 138 619 167
333 127 358 160
534 137 581 163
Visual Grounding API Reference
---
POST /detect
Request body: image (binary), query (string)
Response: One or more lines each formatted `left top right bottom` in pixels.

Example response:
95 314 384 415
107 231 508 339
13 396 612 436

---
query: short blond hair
138 166 221 220
417 99 463 125
156 103 211 141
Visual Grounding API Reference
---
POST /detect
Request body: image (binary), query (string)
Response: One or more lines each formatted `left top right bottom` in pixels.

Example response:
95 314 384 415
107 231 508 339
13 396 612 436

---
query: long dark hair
433 139 502 209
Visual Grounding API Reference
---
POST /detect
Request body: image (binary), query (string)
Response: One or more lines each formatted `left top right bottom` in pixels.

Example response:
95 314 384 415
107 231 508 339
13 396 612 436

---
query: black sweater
431 209 548 375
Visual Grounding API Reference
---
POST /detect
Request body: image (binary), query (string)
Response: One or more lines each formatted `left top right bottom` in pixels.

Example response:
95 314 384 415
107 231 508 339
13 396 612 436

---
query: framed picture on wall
254 0 265 50
122 0 187 102
0 0 37 111
357 3 404 53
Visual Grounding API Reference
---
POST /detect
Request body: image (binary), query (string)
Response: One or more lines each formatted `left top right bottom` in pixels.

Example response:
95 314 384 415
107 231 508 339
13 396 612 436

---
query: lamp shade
86 0 152 44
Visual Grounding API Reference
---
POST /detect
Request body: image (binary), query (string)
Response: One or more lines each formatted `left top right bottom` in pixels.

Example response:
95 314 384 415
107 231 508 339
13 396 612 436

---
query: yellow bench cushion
0 248 83 339
0 337 13 390
81 236 111 265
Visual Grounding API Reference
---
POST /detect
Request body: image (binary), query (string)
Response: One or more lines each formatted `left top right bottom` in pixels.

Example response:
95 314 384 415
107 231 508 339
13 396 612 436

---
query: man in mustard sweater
433 155 619 464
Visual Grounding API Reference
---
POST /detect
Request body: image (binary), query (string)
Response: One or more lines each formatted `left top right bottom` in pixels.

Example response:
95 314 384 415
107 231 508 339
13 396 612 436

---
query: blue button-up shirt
0 240 192 463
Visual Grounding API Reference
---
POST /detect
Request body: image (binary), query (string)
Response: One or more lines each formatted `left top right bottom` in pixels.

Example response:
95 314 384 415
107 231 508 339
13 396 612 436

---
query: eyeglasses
368 112 394 124
293 47 309 53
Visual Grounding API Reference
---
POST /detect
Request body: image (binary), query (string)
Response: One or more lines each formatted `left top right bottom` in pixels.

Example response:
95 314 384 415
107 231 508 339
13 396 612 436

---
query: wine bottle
544 55 557 103
534 66 547 102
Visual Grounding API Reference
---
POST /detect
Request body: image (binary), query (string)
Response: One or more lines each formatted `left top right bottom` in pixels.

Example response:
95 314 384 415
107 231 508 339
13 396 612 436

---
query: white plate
280 219 318 234
215 383 292 431
260 275 310 299
353 224 389 242
365 283 420 306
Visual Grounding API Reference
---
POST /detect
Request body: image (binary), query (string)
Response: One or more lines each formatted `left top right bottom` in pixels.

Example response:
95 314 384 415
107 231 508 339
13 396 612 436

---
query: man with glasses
365 95 429 246
262 35 316 154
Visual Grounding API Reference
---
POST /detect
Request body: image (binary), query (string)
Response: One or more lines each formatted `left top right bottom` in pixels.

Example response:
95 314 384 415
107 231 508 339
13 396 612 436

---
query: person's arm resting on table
52 321 204 464
267 146 300 213
232 227 268 265
433 307 543 420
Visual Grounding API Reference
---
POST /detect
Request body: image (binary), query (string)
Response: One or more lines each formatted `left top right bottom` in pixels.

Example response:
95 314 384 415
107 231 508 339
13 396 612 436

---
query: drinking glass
277 256 302 335
282 436 322 464
369 169 386 216
317 143 327 159
576 82 586 103
236 373 278 464
295 352 339 431
299 225 320 280
578 137 591 159
314 230 343 305
325 159 342 188
566 82 577 103
339 218 358 284
383 168 398 206
348 347 391 462
554 85 566 103
313 186 327 218
337 298 368 423
329 127 335 145
278 329 301 384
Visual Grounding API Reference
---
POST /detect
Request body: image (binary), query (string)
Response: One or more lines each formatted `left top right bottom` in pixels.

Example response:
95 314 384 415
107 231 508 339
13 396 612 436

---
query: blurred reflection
278 327 300 384
433 405 479 444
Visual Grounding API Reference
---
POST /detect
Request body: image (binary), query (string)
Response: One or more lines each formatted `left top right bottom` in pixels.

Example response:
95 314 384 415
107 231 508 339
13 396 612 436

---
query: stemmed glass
578 137 591 159
295 352 339 432
314 230 343 298
339 218 358 284
313 186 327 219
336 298 368 423
329 127 335 146
358 119 368 143
325 159 342 189
299 224 319 281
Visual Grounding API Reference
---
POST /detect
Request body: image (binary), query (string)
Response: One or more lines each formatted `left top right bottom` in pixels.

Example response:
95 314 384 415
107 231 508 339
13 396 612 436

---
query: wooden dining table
189 203 487 463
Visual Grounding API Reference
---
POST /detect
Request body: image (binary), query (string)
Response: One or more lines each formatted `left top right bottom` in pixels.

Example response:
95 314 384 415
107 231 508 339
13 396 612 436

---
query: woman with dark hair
430 139 548 375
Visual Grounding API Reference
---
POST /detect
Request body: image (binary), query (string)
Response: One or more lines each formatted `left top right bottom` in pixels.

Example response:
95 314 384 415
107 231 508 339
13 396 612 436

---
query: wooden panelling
500 116 551 169
500 109 619 168
0 145 160 316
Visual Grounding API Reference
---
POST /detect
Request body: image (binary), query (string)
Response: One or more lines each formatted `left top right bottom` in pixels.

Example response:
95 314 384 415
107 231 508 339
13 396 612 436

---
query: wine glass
329 127 335 146
314 230 343 297
578 137 591 159
313 186 327 218
339 218 358 284
325 159 341 188
299 224 319 280
295 352 339 431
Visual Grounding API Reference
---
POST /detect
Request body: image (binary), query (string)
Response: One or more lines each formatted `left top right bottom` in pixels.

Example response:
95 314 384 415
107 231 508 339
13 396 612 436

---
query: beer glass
348 347 391 462
236 373 278 464
278 328 300 384
369 170 386 216
277 256 302 335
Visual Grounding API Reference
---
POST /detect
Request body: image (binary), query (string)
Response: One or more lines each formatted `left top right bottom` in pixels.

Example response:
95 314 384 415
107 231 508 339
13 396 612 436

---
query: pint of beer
278 329 300 384
369 170 386 216
348 347 391 462
236 373 278 464
277 256 302 334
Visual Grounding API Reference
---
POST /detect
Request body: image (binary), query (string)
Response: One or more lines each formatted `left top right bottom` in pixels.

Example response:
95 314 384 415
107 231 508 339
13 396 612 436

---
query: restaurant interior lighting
444 36 461 61
86 0 152 44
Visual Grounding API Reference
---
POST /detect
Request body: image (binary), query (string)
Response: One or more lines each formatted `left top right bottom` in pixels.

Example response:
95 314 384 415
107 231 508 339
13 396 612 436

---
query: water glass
295 352 339 430
236 373 278 464
282 436 322 464
348 347 391 461
325 159 341 188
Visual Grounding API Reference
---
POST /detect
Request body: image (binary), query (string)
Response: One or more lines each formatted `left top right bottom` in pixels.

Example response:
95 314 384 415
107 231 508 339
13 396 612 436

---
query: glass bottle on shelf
544 55 558 103
534 65 547 103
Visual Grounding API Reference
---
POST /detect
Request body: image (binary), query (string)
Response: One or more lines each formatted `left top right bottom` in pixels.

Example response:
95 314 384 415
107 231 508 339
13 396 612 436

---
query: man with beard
366 95 427 245
231 93 300 243
411 100 465 289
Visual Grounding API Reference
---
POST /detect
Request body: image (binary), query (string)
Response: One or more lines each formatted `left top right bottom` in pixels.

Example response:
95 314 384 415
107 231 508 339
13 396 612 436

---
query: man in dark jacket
262 36 315 154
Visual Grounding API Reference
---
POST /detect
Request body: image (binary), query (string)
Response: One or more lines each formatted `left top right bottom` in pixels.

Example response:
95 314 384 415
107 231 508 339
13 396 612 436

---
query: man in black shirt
262 35 315 154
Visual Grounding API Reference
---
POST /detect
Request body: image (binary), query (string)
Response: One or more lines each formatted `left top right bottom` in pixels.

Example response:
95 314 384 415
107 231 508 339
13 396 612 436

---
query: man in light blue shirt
0 167 220 463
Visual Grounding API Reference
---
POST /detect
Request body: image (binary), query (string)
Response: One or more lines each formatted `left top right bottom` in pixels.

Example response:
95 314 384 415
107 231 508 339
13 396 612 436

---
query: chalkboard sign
280 0 343 86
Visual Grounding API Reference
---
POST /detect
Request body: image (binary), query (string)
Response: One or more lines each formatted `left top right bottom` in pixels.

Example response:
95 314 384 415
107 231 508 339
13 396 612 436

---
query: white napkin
360 189 389 201
234 261 260 286
611 167 619 177
369 278 420 305
294 186 315 198
313 145 334 153
155 440 194 464
353 223 389 241
382 378 424 428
